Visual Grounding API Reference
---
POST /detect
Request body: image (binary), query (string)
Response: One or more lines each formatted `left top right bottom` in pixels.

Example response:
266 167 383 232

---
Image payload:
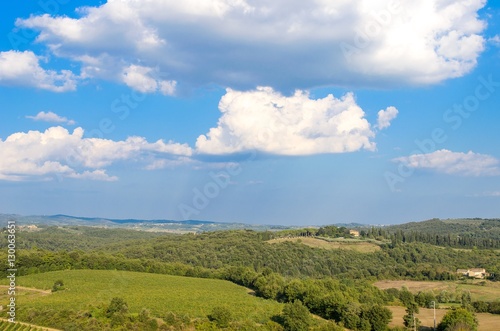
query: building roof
469 268 486 273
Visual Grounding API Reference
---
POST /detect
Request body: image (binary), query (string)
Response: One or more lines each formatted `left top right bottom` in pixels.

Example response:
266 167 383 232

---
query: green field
0 270 283 323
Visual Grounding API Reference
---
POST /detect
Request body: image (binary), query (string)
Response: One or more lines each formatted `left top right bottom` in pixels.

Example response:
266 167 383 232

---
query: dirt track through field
0 318 62 330
0 285 51 294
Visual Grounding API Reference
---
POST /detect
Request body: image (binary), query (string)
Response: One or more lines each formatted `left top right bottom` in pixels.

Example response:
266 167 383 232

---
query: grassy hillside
374 280 500 302
267 237 381 253
0 270 282 323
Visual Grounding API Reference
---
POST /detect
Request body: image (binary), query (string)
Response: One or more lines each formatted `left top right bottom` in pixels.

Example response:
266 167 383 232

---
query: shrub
51 279 65 292
208 306 232 328
282 300 313 331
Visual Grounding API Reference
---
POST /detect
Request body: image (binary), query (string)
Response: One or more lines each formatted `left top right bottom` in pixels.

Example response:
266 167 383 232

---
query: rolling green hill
0 270 283 329
382 218 500 237
1 219 499 330
2 227 499 280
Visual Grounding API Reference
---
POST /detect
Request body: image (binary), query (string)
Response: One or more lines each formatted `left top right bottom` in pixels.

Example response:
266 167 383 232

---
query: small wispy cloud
246 180 264 185
466 191 500 198
393 149 500 177
376 106 398 130
26 111 76 125
488 35 500 46
469 191 500 197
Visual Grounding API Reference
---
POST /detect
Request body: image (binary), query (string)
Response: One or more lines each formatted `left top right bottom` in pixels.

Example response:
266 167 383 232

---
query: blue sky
0 0 499 225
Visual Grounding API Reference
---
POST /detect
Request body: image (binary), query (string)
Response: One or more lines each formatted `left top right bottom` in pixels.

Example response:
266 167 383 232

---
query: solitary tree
399 287 415 307
362 305 392 331
51 279 64 292
437 308 478 331
208 306 232 328
282 300 313 331
403 302 420 331
106 297 129 318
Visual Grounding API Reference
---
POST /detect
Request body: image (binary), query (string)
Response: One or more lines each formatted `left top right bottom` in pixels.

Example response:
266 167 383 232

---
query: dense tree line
472 301 500 315
362 218 500 249
2 228 499 281
225 266 392 330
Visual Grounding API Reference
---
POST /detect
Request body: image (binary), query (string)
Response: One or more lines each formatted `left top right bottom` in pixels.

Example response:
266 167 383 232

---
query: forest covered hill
1 215 500 330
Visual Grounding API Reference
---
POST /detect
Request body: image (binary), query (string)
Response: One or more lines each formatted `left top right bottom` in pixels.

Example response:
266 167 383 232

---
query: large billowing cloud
196 87 396 155
15 0 487 90
0 50 77 92
394 149 500 176
0 126 193 181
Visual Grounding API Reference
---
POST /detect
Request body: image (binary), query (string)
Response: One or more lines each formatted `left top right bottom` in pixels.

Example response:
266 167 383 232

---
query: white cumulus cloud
394 149 500 176
376 106 398 130
0 50 77 92
15 0 488 90
0 126 193 181
196 87 395 155
122 64 177 95
26 111 76 125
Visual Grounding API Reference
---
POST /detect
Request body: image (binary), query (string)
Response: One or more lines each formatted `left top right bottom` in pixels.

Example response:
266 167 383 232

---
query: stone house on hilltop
456 268 488 279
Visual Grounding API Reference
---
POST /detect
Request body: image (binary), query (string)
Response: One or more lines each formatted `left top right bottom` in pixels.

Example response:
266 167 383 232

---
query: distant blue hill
0 213 292 232
0 213 392 232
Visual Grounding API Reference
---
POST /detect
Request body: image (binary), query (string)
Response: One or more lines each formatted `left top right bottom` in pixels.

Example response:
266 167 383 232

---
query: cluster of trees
270 226 353 239
225 266 393 330
383 230 500 250
362 218 500 249
384 287 436 308
385 286 500 316
384 287 483 331
316 225 353 238
20 297 161 330
472 301 500 315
